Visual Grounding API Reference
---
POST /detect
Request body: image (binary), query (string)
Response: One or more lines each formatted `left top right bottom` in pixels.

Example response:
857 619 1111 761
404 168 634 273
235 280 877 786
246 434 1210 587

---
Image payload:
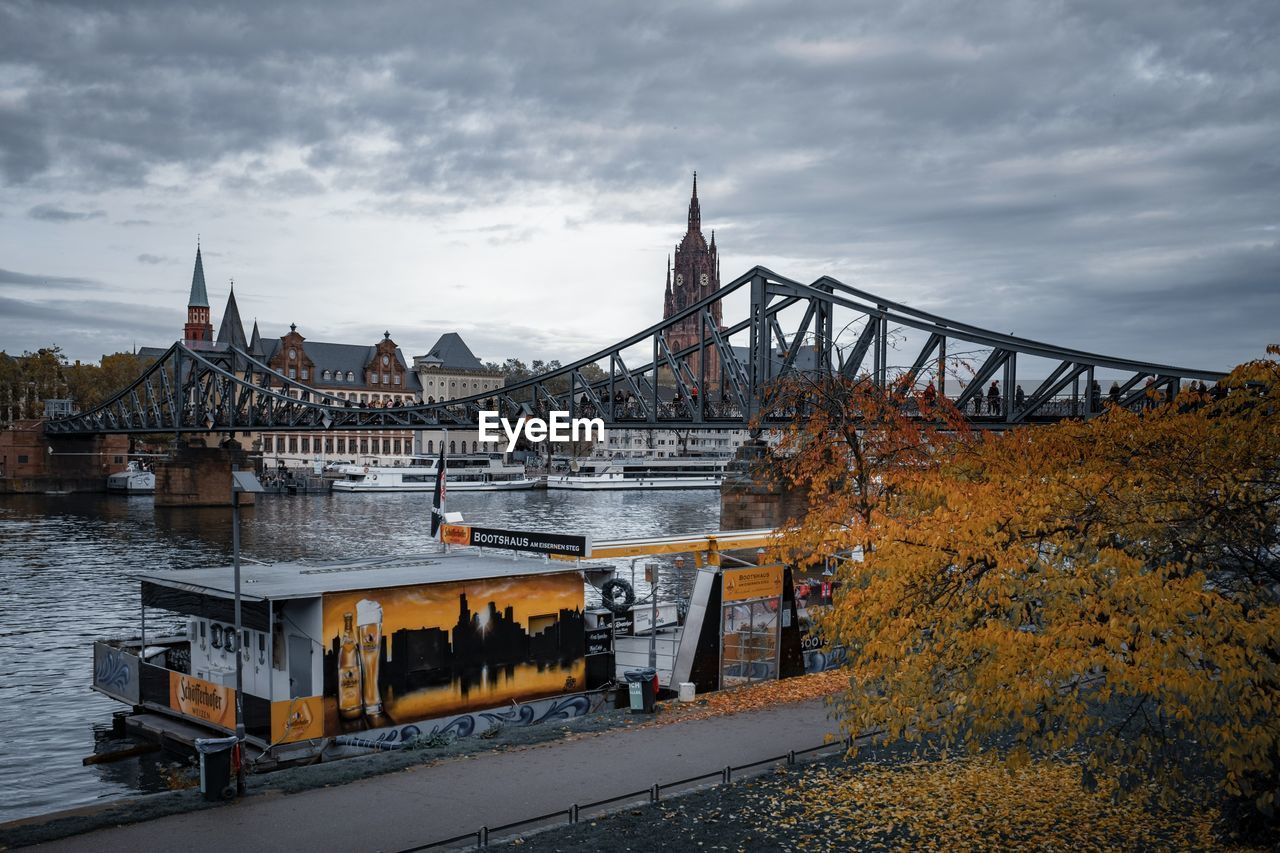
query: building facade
171 245 421 468
413 333 505 456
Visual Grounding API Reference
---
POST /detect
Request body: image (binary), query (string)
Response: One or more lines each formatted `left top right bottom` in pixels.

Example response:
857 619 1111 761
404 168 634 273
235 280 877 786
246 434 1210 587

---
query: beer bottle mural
322 573 585 734
337 613 362 721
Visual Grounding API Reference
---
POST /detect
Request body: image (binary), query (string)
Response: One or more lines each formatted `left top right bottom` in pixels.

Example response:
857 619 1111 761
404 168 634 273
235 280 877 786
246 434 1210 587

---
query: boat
91 548 613 769
106 460 155 494
544 456 728 490
331 454 538 492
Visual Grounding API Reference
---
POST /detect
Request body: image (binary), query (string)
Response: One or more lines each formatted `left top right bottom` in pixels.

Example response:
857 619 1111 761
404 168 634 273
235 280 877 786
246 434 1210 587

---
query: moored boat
544 456 728 490
106 460 155 494
332 454 537 492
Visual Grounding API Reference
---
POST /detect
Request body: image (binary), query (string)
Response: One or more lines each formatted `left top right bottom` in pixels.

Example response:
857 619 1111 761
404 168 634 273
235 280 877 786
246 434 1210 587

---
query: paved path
32 700 840 852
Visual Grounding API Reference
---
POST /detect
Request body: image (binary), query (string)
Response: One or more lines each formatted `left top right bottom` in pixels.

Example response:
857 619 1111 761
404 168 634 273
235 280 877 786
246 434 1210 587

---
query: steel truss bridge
46 266 1225 436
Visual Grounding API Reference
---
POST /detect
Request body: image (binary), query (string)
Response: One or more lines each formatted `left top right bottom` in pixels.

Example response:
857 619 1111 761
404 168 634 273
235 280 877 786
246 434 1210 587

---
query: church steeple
216 281 248 352
183 240 214 344
687 172 701 234
188 242 209 309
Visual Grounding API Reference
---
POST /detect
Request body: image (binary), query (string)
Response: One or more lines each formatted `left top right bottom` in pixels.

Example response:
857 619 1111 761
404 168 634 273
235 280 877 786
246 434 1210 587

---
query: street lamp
230 466 264 797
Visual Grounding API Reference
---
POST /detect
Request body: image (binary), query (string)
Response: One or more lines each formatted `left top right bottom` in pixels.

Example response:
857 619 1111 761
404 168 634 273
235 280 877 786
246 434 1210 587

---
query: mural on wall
321 571 585 735
330 693 595 752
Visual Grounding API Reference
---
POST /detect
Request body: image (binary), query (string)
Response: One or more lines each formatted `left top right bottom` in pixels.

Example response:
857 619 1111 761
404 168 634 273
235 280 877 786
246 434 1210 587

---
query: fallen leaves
641 670 847 727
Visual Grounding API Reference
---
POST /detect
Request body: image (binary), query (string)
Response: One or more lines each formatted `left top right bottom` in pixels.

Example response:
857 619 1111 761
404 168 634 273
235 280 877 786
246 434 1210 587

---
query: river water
0 489 721 824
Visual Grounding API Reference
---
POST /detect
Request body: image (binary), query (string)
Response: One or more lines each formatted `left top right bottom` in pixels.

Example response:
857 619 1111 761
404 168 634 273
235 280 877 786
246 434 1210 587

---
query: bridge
45 266 1225 436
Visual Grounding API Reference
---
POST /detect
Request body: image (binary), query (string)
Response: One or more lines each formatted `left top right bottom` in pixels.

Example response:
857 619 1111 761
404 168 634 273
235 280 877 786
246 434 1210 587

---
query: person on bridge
1090 380 1102 413
987 381 1001 414
1015 385 1025 410
922 380 937 407
1108 382 1121 406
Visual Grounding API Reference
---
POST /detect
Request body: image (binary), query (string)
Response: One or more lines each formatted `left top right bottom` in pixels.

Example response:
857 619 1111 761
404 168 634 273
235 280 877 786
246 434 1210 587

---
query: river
0 489 721 824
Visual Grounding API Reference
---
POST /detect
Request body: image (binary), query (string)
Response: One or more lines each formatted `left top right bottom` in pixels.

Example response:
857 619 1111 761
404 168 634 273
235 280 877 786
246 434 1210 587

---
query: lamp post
230 466 264 797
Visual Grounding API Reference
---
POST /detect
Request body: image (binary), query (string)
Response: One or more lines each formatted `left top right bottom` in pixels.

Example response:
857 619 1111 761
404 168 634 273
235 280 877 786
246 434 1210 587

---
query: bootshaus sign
441 524 592 558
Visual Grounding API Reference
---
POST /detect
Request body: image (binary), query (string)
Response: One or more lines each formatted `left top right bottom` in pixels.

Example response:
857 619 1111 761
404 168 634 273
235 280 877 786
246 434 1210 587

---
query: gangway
557 527 778 566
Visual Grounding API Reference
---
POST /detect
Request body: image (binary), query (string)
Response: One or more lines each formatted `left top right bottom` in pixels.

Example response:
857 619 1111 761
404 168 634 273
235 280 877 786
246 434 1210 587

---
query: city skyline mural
320 572 585 734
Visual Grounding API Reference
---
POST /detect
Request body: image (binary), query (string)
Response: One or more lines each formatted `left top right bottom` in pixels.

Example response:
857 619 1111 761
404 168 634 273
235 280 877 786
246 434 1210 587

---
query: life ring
601 578 635 615
371 473 378 481
363 465 370 474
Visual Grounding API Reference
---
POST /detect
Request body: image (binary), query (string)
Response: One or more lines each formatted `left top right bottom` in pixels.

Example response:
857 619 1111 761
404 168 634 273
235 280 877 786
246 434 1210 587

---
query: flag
430 439 447 539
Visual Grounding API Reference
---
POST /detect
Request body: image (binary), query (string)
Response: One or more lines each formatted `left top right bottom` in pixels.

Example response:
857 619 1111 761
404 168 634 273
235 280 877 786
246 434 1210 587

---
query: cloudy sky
0 0 1276 371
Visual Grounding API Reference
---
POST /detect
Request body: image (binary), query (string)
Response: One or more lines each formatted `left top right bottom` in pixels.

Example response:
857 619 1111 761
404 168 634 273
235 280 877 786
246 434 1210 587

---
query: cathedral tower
662 173 722 388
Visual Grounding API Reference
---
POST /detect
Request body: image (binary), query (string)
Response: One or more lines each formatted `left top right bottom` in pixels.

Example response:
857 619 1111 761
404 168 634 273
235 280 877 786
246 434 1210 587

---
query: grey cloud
28 203 106 223
0 267 97 289
0 0 1276 368
136 253 171 265
0 294 177 362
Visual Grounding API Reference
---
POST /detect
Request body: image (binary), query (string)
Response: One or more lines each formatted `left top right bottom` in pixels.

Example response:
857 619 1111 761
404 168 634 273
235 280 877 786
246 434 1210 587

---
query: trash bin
624 668 657 713
195 735 239 801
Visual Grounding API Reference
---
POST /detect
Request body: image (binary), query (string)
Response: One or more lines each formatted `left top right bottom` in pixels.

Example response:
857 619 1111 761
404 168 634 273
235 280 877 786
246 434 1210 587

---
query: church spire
216 280 247 351
188 243 209 308
183 241 214 344
687 171 700 234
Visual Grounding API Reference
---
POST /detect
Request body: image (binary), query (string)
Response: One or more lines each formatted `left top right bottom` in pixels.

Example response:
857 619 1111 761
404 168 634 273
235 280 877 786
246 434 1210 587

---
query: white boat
332 454 538 492
106 461 155 494
544 456 728 490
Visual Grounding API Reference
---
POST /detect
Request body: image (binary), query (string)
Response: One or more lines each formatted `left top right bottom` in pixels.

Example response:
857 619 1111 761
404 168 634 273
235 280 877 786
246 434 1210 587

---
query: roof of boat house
140 550 605 602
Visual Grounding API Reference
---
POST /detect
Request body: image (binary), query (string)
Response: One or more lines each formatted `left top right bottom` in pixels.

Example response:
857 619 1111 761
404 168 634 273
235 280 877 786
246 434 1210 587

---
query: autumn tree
770 350 1280 835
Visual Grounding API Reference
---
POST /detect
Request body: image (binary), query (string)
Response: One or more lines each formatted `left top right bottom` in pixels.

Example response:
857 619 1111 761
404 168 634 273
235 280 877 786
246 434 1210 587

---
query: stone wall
0 419 130 493
155 442 258 507
719 439 806 532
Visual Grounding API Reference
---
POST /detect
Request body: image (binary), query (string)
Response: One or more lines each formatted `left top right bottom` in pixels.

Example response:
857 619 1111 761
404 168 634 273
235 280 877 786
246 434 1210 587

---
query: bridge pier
719 438 806 534
155 440 258 508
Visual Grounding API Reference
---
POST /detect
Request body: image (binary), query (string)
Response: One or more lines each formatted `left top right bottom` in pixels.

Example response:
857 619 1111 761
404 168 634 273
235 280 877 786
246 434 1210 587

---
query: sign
271 696 324 743
439 524 592 558
722 565 783 602
169 672 236 730
585 627 612 655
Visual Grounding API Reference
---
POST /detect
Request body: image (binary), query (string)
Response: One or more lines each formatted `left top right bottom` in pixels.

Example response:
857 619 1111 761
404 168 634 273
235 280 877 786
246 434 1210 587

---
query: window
360 438 369 453
17 454 28 464
325 438 333 453
263 437 274 452
393 375 401 386
382 439 391 454
322 370 330 381
360 394 368 404
346 371 354 381
288 437 298 453
427 440 434 453
393 439 402 455
471 441 477 453
301 369 309 380
449 441 456 454
382 373 389 384
301 437 310 453
289 368 297 379
337 438 346 453
371 374 379 384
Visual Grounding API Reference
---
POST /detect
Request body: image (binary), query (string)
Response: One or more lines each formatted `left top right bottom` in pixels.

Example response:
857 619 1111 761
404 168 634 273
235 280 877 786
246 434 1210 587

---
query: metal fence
395 731 875 851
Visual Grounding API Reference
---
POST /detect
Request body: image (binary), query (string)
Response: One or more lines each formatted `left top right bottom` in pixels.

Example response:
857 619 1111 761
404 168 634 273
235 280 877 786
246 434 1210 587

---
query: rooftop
139 549 606 601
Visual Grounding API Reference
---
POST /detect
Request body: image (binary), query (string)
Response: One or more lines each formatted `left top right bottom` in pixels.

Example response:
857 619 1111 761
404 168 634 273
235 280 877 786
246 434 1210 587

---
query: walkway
31 699 840 852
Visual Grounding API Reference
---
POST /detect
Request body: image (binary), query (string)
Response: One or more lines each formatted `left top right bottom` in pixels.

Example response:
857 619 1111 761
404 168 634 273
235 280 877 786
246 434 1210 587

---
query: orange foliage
767 351 1280 827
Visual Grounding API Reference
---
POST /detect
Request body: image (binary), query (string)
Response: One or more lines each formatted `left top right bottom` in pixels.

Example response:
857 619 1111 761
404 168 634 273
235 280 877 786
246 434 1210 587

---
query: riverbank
1 671 848 850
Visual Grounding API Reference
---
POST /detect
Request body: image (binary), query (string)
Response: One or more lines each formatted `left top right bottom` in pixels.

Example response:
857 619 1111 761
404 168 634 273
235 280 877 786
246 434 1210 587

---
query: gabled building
258 327 422 467
413 333 504 456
